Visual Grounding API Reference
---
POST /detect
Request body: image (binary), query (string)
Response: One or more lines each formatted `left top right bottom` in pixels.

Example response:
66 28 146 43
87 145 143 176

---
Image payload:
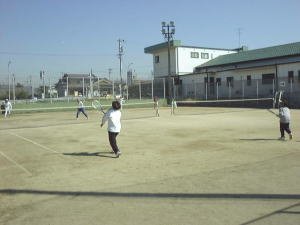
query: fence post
82 77 85 97
290 78 293 94
67 76 70 102
216 82 219 100
256 79 259 99
194 81 196 99
139 80 141 100
272 79 275 96
151 78 154 100
242 79 245 99
163 78 166 99
229 82 231 99
97 76 100 98
205 82 208 100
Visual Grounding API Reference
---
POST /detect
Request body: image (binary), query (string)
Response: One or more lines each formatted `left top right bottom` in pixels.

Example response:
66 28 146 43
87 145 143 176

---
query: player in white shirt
278 100 293 140
4 99 12 118
171 98 177 115
101 101 122 157
76 98 88 119
153 96 160 117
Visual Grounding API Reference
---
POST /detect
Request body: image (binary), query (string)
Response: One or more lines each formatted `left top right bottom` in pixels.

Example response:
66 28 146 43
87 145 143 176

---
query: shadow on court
240 202 300 225
63 152 116 158
1 189 300 200
239 138 279 141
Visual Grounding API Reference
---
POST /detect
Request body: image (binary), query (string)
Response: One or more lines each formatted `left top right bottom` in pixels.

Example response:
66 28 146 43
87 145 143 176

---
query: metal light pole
8 61 11 100
12 74 16 103
126 63 133 99
109 68 114 97
118 39 125 96
161 21 175 104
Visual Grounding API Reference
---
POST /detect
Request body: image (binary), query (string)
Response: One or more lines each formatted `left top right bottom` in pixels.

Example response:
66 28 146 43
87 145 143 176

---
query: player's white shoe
115 151 122 158
278 137 285 141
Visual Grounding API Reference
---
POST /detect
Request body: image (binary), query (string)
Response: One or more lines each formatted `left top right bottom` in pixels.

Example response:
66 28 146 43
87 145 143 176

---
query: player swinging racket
278 100 293 140
101 101 122 158
76 98 88 119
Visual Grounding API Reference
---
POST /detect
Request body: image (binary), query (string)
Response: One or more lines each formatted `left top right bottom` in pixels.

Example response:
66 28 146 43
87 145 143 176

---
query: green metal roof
197 42 300 68
144 40 182 53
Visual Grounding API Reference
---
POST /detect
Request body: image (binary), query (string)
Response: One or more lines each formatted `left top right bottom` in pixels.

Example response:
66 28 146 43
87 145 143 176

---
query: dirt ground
0 107 299 225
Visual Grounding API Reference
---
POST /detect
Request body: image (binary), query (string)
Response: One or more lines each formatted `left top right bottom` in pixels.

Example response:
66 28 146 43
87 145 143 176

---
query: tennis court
0 105 299 225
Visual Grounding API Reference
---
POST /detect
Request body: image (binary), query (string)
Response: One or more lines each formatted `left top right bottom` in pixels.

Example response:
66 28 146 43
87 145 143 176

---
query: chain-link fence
1 76 300 107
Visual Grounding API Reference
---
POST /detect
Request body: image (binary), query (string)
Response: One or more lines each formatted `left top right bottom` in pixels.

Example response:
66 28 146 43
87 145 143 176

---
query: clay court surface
0 107 299 225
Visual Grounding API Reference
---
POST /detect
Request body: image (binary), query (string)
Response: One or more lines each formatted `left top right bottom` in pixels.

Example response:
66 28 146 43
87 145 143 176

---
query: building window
288 71 294 83
226 77 233 87
246 75 251 86
298 70 300 82
154 55 159 63
201 53 209 59
190 52 199 58
204 77 208 83
262 73 275 85
216 78 221 86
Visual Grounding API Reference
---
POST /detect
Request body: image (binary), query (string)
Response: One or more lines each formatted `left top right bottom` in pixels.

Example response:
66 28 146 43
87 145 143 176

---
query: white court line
8 132 60 154
0 151 32 176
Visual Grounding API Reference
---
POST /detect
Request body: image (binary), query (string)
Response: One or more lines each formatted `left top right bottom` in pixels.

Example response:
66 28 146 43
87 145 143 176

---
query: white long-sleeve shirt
279 106 291 123
101 108 121 133
5 101 12 111
78 101 84 109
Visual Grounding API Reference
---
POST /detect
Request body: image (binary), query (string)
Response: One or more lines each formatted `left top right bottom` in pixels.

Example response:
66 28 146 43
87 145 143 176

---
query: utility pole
161 21 175 104
118 39 125 96
89 68 93 98
12 74 16 103
30 75 34 99
238 28 242 48
109 68 114 97
40 70 45 99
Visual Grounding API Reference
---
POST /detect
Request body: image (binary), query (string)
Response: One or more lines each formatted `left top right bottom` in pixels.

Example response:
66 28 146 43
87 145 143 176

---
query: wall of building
152 48 176 77
152 47 237 78
179 61 300 105
177 47 236 75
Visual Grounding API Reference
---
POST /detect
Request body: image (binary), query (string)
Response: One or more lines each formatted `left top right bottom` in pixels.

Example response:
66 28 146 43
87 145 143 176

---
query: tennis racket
267 108 279 117
92 100 105 114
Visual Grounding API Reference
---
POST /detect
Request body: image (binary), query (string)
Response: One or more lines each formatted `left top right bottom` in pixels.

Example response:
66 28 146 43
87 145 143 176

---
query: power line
0 51 115 57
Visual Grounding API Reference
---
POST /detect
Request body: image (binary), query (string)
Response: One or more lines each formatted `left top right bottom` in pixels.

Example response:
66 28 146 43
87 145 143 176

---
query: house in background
55 73 117 98
55 73 98 97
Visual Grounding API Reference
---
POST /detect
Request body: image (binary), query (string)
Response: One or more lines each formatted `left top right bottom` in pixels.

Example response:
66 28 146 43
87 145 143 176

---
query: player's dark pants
76 108 88 118
108 131 119 154
280 122 291 137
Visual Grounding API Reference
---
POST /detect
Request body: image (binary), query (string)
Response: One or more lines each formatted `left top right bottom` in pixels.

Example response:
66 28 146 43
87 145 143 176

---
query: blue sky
0 0 299 83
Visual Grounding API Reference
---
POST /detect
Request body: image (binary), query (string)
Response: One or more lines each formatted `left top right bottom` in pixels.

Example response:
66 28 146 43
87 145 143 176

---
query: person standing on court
76 98 88 119
154 96 160 117
171 98 177 115
101 101 122 157
4 99 12 118
278 100 293 140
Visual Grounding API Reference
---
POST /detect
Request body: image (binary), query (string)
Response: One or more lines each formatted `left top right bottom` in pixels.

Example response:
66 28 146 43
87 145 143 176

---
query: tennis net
176 98 273 108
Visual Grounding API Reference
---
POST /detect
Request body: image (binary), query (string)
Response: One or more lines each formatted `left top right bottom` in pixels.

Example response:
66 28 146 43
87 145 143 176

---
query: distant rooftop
196 42 300 69
144 40 239 53
63 73 95 78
